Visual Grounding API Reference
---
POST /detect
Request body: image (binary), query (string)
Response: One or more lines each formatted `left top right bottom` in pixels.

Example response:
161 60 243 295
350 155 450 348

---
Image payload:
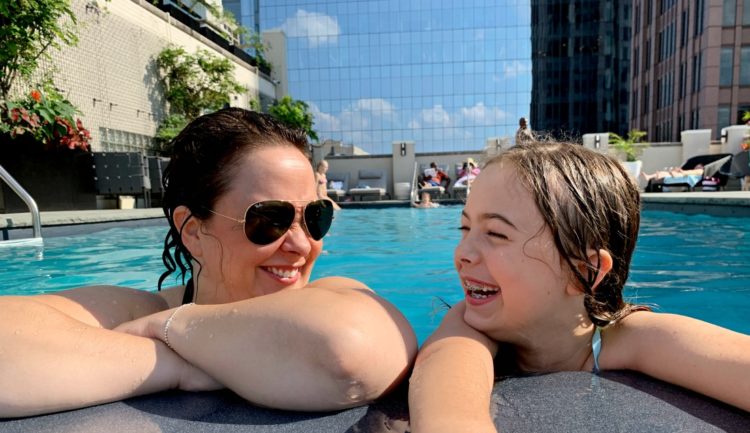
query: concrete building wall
631 0 750 143
15 0 276 152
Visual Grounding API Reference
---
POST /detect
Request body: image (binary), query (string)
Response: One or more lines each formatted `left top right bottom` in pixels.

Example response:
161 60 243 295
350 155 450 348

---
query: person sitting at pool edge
0 108 417 418
408 142 750 433
315 159 341 211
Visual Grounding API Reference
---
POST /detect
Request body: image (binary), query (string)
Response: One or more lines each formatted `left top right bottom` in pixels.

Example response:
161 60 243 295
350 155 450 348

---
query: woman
315 159 341 210
0 108 416 418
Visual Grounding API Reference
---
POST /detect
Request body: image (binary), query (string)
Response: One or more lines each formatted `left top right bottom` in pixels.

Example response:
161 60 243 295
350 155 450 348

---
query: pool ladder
410 161 419 204
0 163 43 247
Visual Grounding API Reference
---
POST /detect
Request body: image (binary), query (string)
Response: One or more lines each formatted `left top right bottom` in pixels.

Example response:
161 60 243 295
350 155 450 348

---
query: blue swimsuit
591 327 602 374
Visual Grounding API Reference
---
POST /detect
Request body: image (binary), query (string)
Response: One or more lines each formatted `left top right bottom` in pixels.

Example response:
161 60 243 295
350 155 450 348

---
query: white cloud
280 10 341 47
503 60 532 78
352 98 396 116
309 103 340 131
419 105 451 126
460 102 511 124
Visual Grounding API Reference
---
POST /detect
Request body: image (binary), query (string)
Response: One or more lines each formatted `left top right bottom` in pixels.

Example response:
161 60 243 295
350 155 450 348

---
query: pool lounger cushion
348 169 387 200
4 371 748 432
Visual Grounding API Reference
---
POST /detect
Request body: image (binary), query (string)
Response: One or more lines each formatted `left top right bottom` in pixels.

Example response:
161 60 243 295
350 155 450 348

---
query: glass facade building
530 0 631 139
253 0 533 154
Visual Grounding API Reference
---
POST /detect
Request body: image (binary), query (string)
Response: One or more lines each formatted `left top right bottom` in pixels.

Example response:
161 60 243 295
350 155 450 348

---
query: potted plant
609 130 648 179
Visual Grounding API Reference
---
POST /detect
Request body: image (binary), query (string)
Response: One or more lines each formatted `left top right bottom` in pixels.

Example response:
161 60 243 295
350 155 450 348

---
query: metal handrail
0 163 42 240
410 161 419 204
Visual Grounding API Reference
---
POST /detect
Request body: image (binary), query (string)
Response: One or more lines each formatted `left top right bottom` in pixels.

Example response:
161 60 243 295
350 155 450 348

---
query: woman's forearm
164 287 417 410
0 297 187 418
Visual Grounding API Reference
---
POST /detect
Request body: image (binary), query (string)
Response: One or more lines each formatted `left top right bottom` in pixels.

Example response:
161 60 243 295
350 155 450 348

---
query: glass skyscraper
255 0 533 154
530 0 631 139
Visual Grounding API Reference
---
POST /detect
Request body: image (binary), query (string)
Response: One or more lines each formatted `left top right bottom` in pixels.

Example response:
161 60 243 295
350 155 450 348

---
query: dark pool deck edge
1 371 748 433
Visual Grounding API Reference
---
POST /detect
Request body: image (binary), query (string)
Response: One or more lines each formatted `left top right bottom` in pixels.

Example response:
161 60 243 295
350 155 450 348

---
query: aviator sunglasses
208 199 335 245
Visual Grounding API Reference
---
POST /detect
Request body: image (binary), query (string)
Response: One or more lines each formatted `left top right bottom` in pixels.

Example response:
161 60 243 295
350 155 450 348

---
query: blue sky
261 0 532 154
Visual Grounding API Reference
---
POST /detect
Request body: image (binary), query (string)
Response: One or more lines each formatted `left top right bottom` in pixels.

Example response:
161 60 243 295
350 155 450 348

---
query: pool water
2 208 749 343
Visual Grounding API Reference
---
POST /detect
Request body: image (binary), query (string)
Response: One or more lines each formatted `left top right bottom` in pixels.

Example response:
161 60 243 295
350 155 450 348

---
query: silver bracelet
163 303 193 350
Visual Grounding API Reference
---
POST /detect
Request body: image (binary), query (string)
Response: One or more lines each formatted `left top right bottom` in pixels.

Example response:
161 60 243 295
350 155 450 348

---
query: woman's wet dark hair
485 141 643 327
157 108 310 290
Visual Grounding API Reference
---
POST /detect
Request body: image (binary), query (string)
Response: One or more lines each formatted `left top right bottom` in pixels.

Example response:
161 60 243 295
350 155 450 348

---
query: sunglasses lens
304 200 335 240
244 201 296 245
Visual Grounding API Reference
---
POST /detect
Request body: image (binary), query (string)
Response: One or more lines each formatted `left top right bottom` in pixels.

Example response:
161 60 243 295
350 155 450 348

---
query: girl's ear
173 205 203 259
567 249 613 295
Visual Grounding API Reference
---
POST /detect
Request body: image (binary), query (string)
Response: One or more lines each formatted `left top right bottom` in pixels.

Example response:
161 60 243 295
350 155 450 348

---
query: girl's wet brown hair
485 141 643 327
158 108 309 290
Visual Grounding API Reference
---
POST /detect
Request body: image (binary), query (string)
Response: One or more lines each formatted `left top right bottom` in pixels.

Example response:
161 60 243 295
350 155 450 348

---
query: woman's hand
114 307 177 342
114 306 223 392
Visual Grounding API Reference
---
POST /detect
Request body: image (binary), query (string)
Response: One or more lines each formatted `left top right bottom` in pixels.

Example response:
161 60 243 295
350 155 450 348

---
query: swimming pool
2 207 748 342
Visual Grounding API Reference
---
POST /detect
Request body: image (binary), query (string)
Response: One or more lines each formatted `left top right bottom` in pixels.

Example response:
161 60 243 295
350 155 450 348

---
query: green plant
0 84 90 151
742 111 750 123
156 45 245 120
0 0 79 99
268 96 318 142
153 113 188 155
609 130 648 162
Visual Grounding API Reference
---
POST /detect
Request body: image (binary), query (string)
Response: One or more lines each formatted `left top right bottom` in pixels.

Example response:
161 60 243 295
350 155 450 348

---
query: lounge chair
644 154 732 192
418 164 449 199
326 172 350 202
452 163 471 199
727 150 750 191
348 169 388 201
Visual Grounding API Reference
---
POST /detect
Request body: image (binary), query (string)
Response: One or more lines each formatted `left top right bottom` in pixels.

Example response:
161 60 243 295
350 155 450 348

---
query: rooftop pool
2 207 748 342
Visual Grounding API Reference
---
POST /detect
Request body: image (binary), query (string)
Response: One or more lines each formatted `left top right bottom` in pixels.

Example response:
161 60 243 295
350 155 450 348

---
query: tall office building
631 0 750 142
250 1 532 154
223 0 261 34
530 0 632 139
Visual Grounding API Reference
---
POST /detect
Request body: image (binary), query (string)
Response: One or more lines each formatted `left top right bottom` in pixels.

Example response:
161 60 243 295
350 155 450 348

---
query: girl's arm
0 287 218 418
116 277 418 411
605 311 750 411
409 302 498 433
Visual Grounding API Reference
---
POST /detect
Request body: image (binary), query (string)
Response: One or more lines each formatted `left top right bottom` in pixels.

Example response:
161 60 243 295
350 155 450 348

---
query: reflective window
724 0 737 26
742 47 750 85
720 48 734 86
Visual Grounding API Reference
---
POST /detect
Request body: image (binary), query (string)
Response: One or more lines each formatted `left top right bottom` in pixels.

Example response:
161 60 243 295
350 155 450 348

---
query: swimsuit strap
591 326 602 374
181 278 194 305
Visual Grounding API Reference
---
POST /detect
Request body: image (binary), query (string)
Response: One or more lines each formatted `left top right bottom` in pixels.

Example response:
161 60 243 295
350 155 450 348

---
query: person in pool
0 108 417 418
408 141 750 433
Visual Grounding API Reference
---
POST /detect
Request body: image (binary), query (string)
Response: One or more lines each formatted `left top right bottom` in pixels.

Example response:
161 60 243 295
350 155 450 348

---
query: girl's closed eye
487 230 507 240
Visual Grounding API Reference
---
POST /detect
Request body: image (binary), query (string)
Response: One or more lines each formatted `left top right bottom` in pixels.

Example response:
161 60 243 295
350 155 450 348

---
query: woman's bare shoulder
29 285 172 328
308 276 372 292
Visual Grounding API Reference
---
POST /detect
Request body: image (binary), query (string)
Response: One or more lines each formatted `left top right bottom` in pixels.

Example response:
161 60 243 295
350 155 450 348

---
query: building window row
658 21 676 62
656 71 674 109
742 47 750 85
745 0 750 25
691 53 702 93
680 8 689 48
720 47 734 86
695 0 705 37
660 0 677 14
724 0 737 26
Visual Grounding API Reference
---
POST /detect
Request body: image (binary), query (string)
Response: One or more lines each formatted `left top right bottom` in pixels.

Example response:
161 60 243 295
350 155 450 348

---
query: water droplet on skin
208 333 214 339
231 308 238 314
13 329 21 335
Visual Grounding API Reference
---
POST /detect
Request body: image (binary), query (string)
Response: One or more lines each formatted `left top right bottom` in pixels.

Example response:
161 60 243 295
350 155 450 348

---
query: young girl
408 142 750 433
